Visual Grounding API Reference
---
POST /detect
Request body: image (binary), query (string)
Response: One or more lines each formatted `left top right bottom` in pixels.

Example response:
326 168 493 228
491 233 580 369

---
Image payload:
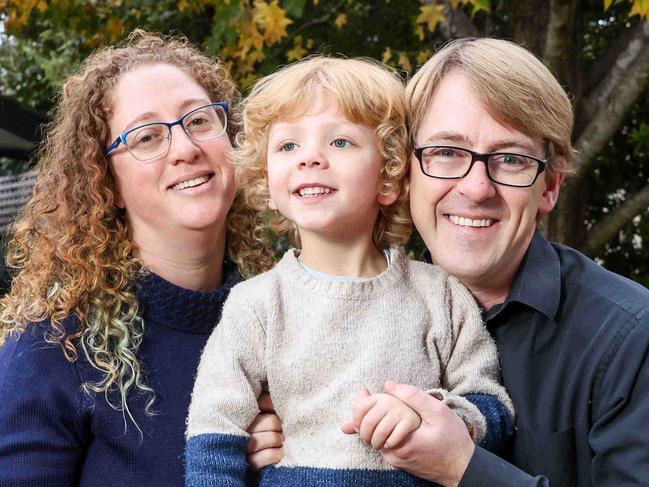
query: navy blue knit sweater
0 262 240 487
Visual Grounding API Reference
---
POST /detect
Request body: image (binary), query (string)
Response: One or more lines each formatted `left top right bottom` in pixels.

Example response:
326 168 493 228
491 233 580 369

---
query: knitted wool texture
185 249 513 486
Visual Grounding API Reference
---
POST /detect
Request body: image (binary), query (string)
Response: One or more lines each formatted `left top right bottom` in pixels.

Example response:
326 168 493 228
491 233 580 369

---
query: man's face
409 72 563 306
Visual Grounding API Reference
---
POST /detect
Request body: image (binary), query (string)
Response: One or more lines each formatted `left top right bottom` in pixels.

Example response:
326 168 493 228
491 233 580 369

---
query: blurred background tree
0 0 648 286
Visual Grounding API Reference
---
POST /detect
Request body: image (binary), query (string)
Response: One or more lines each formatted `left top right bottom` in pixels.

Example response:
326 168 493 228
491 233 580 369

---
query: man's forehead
414 72 545 154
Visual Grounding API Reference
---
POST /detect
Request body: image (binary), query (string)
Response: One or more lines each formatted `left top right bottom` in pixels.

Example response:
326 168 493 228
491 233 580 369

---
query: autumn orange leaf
417 4 445 33
253 0 293 46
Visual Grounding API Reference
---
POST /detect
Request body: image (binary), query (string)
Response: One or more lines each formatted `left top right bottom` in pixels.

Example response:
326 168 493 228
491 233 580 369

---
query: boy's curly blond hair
231 56 412 252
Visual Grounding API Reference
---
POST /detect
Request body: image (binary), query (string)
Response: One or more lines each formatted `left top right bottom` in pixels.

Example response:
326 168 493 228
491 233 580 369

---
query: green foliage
1 0 649 286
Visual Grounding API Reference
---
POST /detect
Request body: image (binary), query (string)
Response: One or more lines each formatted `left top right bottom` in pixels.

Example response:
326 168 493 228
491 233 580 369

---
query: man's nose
455 160 497 202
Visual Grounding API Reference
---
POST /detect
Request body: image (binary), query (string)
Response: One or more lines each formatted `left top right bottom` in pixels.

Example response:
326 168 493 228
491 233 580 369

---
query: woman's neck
132 225 227 291
297 232 387 278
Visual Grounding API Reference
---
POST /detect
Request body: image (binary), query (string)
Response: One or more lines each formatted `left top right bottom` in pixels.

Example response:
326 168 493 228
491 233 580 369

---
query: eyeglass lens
126 104 227 160
419 146 541 187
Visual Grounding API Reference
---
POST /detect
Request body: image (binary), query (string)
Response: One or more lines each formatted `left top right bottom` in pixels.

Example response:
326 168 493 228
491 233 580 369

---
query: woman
0 31 280 485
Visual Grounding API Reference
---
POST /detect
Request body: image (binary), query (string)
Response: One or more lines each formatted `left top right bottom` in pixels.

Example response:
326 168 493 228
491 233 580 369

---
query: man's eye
493 154 530 168
332 138 351 148
280 142 297 152
502 155 524 165
438 148 457 157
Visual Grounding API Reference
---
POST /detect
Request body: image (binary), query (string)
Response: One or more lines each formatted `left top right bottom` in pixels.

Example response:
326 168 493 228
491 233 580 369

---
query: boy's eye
280 142 297 152
332 138 351 148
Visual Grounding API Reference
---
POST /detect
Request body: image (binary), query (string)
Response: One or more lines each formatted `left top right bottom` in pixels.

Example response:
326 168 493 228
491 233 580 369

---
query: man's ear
538 165 565 215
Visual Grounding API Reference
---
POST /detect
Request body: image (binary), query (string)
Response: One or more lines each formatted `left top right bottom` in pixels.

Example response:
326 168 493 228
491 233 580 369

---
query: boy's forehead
270 94 364 127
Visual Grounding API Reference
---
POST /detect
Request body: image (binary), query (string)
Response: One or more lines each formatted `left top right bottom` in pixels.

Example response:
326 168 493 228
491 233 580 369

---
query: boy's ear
376 175 399 205
376 186 398 206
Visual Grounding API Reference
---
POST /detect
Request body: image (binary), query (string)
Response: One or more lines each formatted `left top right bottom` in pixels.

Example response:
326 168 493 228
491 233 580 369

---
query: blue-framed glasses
413 144 548 188
105 102 228 162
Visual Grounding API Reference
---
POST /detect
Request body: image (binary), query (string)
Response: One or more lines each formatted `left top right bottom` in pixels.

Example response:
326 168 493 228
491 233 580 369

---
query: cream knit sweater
185 249 513 486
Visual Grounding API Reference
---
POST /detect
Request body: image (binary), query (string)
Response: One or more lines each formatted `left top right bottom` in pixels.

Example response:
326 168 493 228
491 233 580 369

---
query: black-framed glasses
413 144 548 188
105 102 228 162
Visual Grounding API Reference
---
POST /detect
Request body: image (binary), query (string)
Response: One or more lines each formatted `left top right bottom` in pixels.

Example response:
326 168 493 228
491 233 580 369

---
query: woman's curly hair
232 56 412 253
0 30 272 426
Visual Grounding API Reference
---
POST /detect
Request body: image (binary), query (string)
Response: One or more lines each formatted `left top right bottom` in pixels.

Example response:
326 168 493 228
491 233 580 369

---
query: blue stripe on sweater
465 393 514 453
257 466 442 486
185 433 248 487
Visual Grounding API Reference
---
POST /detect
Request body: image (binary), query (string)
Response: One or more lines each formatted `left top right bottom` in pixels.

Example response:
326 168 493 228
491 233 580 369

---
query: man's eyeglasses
413 145 548 188
105 102 228 162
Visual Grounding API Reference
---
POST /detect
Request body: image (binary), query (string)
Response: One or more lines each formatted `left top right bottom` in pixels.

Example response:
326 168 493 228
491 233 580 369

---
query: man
363 38 649 486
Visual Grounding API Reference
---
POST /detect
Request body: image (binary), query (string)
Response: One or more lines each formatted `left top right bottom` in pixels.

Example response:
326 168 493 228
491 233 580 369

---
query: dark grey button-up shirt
459 231 649 487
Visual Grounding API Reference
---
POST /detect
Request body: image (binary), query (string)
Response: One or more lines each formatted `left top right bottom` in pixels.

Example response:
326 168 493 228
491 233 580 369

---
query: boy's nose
298 146 329 169
299 159 324 168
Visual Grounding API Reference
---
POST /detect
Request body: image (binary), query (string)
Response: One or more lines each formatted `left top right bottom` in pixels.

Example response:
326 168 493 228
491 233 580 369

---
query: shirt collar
421 231 561 321
486 230 561 321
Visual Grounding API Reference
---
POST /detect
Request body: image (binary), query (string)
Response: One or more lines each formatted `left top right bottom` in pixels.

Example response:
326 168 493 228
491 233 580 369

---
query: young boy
185 56 513 486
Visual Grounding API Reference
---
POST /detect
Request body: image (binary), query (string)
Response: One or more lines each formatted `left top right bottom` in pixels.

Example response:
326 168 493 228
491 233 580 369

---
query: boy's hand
341 386 422 450
246 392 284 471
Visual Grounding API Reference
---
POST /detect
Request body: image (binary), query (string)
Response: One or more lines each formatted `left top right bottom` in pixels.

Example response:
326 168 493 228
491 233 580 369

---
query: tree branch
578 21 649 137
572 32 649 179
583 184 649 256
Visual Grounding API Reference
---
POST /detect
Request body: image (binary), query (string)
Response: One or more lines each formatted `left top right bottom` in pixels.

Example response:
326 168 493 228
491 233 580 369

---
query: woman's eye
132 129 163 147
280 142 297 152
332 138 351 148
188 116 208 127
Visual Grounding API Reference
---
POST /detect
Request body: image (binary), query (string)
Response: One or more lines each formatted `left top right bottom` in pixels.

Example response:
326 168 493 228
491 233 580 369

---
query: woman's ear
114 189 126 209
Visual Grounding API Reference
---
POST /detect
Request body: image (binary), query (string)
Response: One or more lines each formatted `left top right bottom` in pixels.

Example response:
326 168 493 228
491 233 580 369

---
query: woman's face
107 63 235 249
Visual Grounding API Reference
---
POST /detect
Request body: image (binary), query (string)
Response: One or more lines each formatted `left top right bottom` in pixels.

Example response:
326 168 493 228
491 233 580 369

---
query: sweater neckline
278 248 406 299
134 259 241 335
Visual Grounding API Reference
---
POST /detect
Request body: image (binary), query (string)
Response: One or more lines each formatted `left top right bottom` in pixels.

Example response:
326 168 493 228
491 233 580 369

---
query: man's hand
344 381 475 487
341 388 421 450
246 392 284 471
342 381 475 487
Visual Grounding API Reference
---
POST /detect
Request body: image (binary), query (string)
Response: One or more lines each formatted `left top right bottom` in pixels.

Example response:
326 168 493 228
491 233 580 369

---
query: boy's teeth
449 215 493 227
298 186 332 197
172 176 209 190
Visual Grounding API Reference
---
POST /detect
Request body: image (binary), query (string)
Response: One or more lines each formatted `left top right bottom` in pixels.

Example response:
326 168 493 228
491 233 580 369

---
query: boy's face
266 96 396 244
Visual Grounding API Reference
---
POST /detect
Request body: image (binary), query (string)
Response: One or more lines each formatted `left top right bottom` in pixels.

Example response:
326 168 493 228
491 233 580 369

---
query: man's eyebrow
419 132 541 155
490 140 541 155
420 131 471 146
